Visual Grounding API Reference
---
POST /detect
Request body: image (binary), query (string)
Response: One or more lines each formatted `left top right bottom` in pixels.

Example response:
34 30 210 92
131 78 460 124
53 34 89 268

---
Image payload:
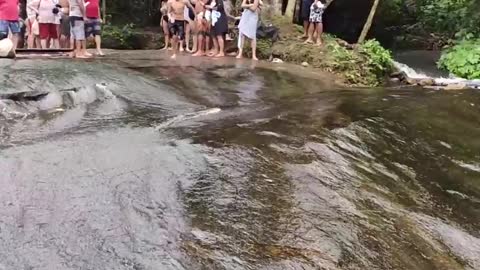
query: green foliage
102 23 136 49
438 39 480 79
418 0 480 37
359 40 394 78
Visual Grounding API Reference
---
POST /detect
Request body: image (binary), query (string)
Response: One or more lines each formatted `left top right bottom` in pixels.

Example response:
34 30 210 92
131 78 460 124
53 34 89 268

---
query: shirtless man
167 0 194 59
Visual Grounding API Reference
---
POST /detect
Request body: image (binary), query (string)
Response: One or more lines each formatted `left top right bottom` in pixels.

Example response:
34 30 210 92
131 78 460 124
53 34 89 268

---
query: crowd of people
0 0 104 58
160 0 261 60
0 0 325 60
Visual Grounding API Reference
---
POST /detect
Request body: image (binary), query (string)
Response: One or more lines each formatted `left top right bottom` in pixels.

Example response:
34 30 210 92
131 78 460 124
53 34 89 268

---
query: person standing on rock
300 0 313 39
160 0 171 50
58 0 71 48
26 0 40 48
0 0 20 51
85 0 104 56
207 0 227 57
69 0 90 58
305 0 325 45
29 0 61 49
167 0 195 59
192 0 208 56
237 0 260 60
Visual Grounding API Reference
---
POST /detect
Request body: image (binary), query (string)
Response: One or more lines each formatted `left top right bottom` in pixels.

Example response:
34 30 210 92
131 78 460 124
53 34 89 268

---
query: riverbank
100 17 394 87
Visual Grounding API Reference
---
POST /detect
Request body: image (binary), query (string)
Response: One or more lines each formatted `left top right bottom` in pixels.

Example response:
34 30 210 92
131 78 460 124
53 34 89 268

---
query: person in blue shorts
0 0 20 51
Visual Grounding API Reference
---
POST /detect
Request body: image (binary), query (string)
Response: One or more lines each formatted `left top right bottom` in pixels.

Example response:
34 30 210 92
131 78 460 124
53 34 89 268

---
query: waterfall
393 61 480 89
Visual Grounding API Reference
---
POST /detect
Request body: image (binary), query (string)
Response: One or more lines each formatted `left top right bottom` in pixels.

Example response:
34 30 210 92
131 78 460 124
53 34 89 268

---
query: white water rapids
394 61 480 89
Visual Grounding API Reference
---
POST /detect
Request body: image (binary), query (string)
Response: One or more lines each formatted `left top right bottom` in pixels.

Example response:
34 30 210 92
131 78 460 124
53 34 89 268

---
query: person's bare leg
191 25 198 53
215 35 224 57
209 35 218 57
205 35 212 55
27 34 34 48
11 34 18 51
251 38 258 61
171 35 178 59
316 22 323 45
193 34 205 56
82 40 92 57
95 35 104 55
304 22 315 43
185 22 191 52
35 37 41 48
179 40 184 52
74 40 82 57
51 38 59 49
236 34 244 59
162 23 170 50
302 21 309 38
40 39 47 49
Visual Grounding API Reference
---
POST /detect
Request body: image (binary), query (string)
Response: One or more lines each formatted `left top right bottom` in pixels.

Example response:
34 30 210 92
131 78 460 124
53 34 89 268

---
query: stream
0 51 479 270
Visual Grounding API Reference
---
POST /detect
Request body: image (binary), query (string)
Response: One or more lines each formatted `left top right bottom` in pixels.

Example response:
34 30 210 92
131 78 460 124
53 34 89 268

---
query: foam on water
0 83 114 119
393 61 480 88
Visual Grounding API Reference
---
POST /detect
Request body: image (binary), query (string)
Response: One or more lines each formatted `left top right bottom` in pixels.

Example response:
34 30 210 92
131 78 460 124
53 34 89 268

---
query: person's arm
186 0 195 12
98 5 102 22
167 0 174 22
240 0 251 9
77 0 86 16
28 0 40 14
250 0 259 11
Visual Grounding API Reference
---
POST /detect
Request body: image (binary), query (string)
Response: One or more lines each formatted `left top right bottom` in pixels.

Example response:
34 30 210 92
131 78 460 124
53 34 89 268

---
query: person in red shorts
85 0 103 56
29 0 60 49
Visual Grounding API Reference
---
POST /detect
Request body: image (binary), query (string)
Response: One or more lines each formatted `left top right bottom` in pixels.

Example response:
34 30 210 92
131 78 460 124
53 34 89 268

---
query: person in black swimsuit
207 0 228 57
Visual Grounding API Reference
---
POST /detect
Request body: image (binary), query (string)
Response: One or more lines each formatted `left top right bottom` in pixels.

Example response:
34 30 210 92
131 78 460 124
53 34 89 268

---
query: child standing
85 0 103 55
305 0 324 45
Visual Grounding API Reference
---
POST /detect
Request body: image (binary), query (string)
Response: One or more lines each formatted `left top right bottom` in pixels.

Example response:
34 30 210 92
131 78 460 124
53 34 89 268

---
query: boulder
444 83 469 91
0 39 15 58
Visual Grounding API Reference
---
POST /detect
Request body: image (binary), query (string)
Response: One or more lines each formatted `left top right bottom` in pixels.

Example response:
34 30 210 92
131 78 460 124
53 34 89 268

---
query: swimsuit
169 20 185 40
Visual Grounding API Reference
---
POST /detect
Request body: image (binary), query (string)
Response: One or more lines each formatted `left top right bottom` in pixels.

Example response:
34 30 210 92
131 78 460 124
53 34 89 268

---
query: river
0 51 479 270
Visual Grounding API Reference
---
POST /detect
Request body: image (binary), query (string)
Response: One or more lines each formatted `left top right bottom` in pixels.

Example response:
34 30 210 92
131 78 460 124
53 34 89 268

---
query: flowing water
1 51 479 270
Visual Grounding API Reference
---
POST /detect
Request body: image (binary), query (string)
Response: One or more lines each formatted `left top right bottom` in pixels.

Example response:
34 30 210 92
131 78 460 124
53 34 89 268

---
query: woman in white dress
236 0 260 60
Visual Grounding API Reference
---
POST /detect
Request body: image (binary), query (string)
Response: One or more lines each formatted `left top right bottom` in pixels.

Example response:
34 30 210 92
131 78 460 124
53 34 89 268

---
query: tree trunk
102 0 107 23
285 0 296 17
357 0 380 43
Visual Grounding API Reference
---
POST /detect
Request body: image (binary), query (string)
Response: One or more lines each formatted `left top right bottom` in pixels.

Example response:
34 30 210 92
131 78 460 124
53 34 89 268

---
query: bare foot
207 51 218 57
161 46 168 50
186 48 193 53
316 41 323 46
214 52 225 58
84 51 93 57
252 56 259 61
304 39 313 44
168 47 173 51
171 54 177 59
180 47 184 52
236 54 243 59
76 54 89 59
192 51 205 57
96 50 105 56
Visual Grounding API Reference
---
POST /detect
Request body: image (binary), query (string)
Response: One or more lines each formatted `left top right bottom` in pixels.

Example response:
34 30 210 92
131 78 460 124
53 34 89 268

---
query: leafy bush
359 39 394 79
419 0 480 37
102 23 136 49
438 39 480 79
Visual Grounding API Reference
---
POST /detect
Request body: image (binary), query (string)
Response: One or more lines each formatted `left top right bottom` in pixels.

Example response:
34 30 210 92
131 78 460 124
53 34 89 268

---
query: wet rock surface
1 51 480 269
